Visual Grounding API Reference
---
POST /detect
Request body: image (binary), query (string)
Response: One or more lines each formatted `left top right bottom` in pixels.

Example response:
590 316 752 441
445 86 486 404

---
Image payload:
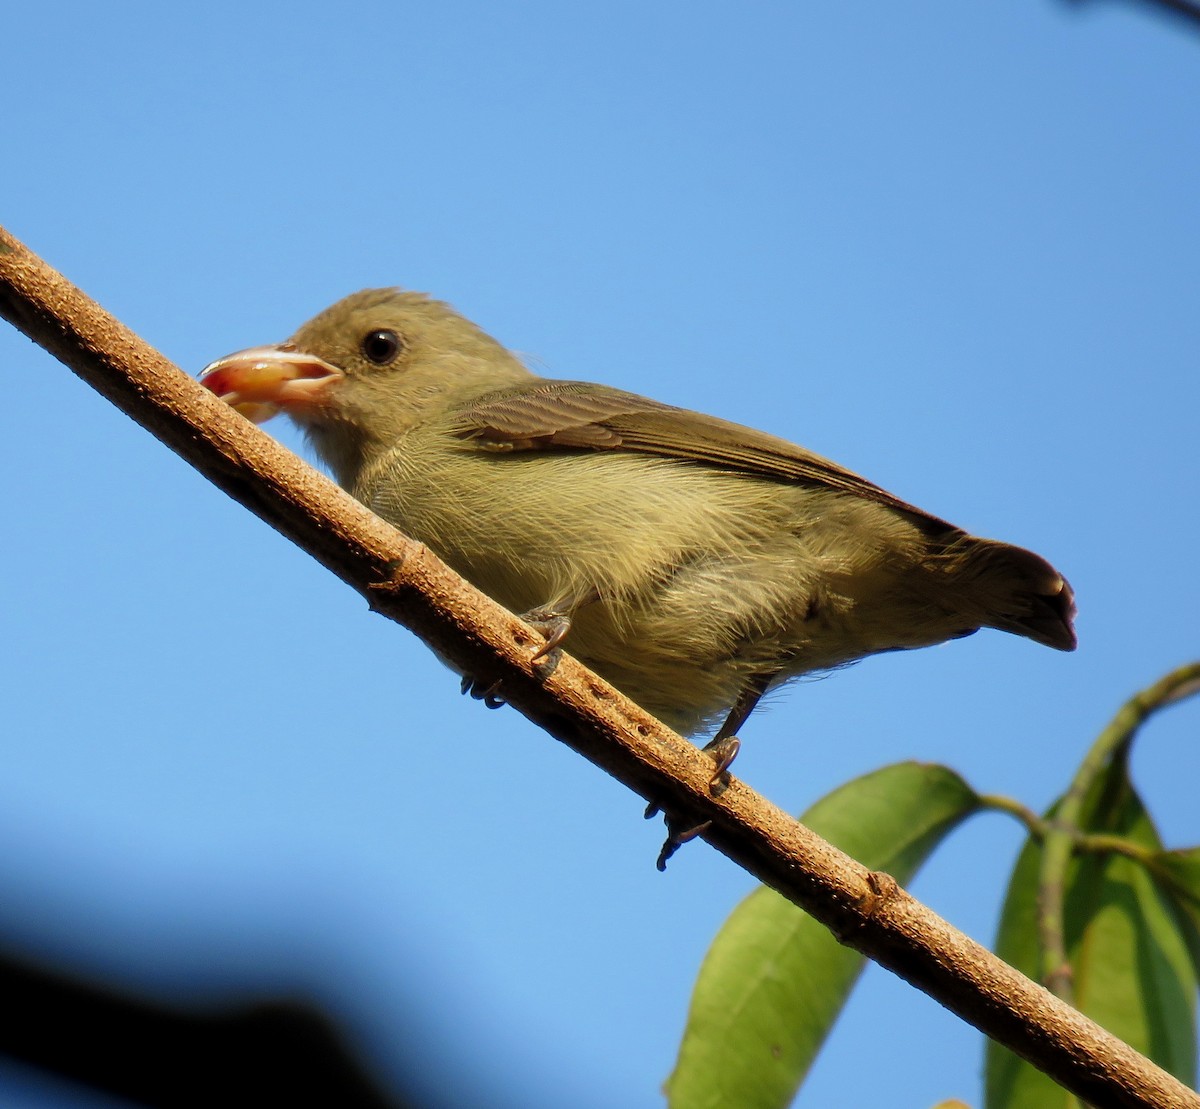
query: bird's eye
361 328 402 365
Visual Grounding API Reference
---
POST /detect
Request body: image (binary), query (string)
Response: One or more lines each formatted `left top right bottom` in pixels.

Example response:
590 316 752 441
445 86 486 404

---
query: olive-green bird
201 287 1076 775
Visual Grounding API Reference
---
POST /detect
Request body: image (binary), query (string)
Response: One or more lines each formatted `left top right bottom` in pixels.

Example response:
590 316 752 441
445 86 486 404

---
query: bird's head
200 287 532 483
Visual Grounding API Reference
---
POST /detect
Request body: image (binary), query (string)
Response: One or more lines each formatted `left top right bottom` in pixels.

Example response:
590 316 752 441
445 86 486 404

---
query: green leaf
1147 846 1200 979
1153 847 1200 917
986 755 1197 1109
665 762 981 1109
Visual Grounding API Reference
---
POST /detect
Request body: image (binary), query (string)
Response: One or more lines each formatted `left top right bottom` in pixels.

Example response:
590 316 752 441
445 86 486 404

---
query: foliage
667 664 1200 1108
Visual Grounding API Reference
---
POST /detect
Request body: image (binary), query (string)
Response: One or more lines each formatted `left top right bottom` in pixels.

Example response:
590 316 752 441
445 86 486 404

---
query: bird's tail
946 537 1077 651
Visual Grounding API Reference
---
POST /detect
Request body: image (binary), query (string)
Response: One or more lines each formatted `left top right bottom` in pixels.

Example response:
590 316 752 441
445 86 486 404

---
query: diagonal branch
1 225 1195 1109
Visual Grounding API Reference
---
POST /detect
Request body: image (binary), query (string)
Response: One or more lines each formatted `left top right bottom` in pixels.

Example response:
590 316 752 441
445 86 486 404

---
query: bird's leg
702 673 774 794
521 588 600 671
460 589 599 712
646 673 772 819
647 672 777 867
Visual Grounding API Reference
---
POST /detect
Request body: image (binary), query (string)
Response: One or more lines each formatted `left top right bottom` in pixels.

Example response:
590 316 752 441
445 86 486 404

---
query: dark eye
362 328 402 365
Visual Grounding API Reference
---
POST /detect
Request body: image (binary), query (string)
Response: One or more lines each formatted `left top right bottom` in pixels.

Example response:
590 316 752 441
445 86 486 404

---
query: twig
978 792 1051 838
1 225 1196 1109
979 792 1167 866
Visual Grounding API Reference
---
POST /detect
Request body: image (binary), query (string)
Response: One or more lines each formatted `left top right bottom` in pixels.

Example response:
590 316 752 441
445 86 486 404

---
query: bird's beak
199 344 344 424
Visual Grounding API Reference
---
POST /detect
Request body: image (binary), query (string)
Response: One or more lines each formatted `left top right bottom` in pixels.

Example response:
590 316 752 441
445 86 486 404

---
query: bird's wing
451 380 957 532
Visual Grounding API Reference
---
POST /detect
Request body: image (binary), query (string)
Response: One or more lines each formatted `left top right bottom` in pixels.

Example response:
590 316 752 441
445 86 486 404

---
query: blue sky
2 2 1198 1106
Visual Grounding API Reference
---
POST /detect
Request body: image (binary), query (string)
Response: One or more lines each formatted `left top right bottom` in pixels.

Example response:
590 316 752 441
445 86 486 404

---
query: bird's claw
460 675 506 709
521 607 572 672
644 733 742 820
459 602 577 708
656 815 713 871
702 734 741 797
644 733 742 867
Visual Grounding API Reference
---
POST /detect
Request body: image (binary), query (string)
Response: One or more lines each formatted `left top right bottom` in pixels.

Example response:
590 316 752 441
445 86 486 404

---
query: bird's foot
520 607 572 673
655 814 712 872
644 733 741 866
643 733 741 821
460 675 506 709
460 604 574 708
701 734 741 797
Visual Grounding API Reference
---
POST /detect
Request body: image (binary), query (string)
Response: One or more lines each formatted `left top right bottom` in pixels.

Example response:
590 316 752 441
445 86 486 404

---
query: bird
201 287 1076 793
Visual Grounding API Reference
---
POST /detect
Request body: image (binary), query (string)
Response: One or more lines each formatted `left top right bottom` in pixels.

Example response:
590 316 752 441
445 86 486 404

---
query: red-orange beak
199 344 343 424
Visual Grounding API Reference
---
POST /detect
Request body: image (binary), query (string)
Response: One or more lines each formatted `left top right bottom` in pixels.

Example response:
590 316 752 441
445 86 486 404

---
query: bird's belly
361 446 941 735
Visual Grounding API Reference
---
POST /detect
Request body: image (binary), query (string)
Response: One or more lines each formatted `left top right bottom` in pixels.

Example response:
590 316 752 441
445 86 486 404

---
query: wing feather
452 380 957 533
